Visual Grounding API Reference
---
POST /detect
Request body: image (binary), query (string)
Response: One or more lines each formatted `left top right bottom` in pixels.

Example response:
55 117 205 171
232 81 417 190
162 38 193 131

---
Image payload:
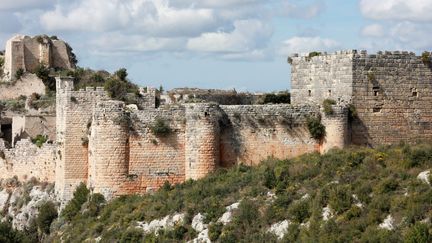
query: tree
36 201 58 234
115 68 128 81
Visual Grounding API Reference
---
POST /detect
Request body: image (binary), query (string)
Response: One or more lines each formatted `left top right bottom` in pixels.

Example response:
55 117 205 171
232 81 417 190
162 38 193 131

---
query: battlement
289 50 420 64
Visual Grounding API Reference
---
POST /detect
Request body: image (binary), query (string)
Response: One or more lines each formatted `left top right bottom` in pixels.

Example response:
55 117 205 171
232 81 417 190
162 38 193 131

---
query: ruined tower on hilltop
3 35 76 80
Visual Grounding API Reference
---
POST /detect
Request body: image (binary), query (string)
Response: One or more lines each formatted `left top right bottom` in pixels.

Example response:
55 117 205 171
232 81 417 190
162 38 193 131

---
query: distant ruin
3 35 75 81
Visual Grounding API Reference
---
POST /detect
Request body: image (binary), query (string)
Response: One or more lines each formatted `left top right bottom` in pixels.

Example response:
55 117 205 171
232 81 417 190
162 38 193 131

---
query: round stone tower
321 105 349 153
88 100 129 199
185 103 222 180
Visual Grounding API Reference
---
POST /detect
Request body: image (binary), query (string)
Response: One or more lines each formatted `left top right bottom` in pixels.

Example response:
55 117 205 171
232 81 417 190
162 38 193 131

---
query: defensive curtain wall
53 77 343 202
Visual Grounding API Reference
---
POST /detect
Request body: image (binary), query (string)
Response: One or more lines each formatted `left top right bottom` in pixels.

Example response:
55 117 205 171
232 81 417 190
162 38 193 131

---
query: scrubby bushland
260 92 290 104
104 68 140 103
25 142 430 242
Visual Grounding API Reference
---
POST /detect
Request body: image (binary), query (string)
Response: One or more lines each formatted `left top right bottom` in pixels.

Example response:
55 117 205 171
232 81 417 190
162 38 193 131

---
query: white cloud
40 0 218 36
0 0 55 11
360 0 432 22
278 36 340 56
361 24 385 37
187 19 272 53
89 33 186 53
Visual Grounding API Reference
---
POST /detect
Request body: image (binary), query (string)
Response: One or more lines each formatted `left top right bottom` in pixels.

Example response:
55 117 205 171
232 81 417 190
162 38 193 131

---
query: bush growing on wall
307 116 326 140
421 51 431 64
150 118 172 137
15 68 24 80
32 135 48 148
322 99 336 115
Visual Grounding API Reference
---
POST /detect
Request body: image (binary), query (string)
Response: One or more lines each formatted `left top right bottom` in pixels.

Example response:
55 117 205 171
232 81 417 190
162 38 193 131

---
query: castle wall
0 139 55 182
351 51 432 146
88 101 129 199
219 105 319 166
55 78 108 202
290 51 355 105
127 106 186 192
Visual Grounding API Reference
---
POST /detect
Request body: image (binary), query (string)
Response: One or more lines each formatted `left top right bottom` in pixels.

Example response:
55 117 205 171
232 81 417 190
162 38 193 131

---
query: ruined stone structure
51 77 337 202
3 35 75 81
290 50 432 146
2 47 431 203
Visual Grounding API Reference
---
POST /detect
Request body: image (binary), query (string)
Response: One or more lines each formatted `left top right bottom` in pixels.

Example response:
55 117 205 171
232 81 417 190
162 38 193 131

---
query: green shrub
323 99 336 115
35 64 56 92
31 134 48 148
115 68 128 81
421 51 431 64
288 200 311 223
404 223 431 243
307 116 326 140
0 220 26 242
208 222 223 241
15 68 24 80
120 228 143 242
36 201 58 234
150 118 172 137
329 185 352 214
61 182 90 221
308 51 321 59
348 104 357 121
261 92 290 104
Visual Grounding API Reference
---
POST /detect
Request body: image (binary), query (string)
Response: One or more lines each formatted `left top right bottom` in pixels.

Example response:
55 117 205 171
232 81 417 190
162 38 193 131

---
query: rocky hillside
2 143 432 242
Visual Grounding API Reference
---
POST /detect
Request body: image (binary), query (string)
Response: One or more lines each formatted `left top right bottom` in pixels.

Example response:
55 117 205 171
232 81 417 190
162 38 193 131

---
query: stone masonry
3 35 75 81
290 50 432 146
5 48 431 203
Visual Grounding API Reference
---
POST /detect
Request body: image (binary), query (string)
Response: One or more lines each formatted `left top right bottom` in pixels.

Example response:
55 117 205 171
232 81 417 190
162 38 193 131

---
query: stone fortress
0 35 432 203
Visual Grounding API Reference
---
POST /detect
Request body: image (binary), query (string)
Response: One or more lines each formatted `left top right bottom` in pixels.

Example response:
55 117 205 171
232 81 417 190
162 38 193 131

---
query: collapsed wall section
219 105 319 166
351 51 432 146
290 51 355 105
0 139 55 182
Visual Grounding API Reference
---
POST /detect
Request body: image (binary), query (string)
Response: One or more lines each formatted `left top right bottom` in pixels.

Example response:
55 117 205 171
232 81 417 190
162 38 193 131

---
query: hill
2 142 432 242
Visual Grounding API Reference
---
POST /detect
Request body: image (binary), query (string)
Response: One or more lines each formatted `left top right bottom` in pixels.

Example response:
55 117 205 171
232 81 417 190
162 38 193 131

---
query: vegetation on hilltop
0 142 426 242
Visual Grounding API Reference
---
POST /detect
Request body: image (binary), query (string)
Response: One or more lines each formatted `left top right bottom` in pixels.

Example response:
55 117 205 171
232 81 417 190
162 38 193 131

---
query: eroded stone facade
290 50 432 146
3 35 75 81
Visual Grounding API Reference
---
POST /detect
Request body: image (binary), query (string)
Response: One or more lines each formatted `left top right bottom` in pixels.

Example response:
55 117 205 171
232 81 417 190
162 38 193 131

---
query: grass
7 142 432 242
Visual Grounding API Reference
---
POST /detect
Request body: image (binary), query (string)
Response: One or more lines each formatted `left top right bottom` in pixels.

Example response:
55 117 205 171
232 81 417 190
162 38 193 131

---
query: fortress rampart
4 48 431 203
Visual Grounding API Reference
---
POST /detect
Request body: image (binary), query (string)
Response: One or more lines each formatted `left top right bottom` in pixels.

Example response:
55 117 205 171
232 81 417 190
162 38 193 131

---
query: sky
1 0 432 92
